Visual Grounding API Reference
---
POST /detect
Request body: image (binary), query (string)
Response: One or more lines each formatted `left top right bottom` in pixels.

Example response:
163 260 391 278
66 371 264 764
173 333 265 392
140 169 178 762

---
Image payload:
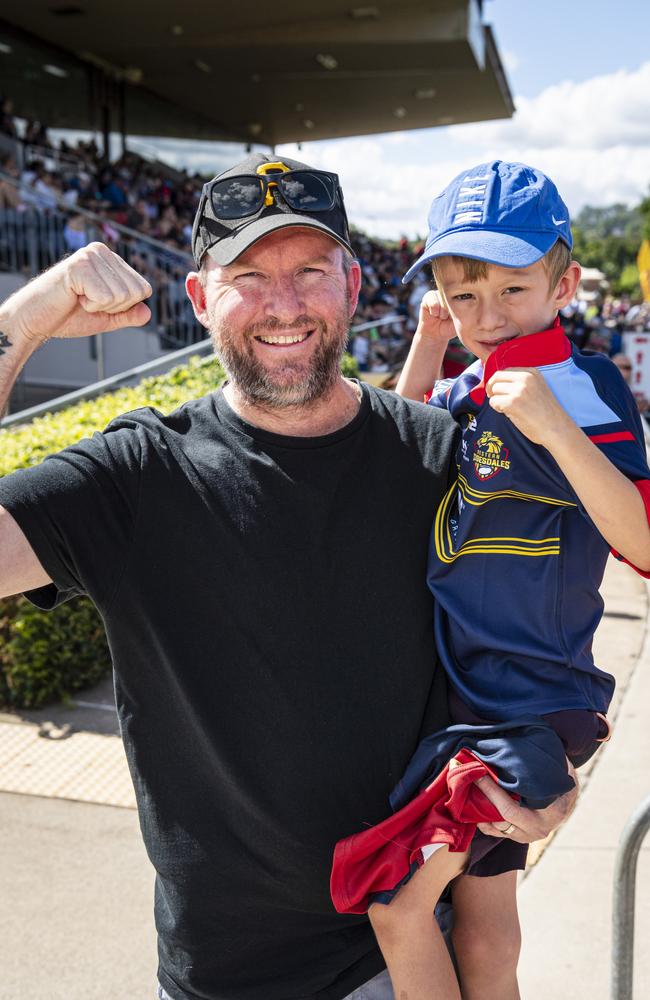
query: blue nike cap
403 160 573 283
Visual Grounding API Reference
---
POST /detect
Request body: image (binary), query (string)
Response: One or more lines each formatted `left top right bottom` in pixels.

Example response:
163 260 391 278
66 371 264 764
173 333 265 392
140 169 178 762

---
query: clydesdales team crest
472 430 511 480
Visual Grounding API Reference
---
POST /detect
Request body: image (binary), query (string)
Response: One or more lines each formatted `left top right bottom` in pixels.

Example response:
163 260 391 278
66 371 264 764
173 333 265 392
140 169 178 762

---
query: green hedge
0 355 228 477
0 351 359 707
0 595 112 708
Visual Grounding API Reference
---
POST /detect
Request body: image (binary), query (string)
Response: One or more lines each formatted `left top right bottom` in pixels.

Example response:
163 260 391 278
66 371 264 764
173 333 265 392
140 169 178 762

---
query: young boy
334 162 650 1000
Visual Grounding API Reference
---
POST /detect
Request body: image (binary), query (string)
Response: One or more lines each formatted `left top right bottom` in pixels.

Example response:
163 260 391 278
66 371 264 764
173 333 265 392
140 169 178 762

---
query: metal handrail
22 142 97 177
351 315 406 333
611 793 650 999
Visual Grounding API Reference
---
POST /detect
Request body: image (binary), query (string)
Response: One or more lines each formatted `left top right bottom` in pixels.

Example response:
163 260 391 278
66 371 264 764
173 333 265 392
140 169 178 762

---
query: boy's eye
505 286 524 294
452 293 474 301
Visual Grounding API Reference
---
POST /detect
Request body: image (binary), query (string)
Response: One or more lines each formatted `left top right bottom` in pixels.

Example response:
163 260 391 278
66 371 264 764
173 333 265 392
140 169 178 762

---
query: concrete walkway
0 676 156 1000
518 559 650 999
0 559 649 998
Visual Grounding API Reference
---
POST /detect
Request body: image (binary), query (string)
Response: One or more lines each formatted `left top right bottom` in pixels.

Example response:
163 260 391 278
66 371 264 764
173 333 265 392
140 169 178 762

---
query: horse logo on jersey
472 430 511 480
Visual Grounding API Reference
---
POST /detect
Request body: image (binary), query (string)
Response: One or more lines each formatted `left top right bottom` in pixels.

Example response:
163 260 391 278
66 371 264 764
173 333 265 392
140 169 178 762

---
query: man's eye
300 267 322 275
235 271 261 279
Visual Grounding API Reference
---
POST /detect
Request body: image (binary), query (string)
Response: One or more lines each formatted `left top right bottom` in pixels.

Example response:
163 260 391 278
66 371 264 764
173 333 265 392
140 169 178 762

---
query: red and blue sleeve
571 354 650 575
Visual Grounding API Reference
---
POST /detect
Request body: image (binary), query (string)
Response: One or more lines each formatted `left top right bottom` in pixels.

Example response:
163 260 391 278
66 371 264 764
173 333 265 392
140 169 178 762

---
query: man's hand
475 762 579 844
3 242 152 348
417 290 456 344
486 367 573 448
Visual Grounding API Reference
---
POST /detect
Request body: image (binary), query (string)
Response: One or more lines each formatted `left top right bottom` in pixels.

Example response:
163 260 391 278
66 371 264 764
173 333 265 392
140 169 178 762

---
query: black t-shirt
0 384 458 1000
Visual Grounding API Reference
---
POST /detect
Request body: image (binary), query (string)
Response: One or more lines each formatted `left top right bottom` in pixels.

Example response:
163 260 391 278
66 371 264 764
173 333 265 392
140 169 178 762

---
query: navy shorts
448 688 609 878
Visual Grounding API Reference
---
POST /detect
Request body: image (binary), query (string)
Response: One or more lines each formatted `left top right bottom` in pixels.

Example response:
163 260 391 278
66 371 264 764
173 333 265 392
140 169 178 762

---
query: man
0 154 575 1000
611 353 650 418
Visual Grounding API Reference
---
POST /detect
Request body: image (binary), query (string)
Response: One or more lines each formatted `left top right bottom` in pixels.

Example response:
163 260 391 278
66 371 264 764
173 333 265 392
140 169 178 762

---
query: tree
572 198 647 295
639 195 650 243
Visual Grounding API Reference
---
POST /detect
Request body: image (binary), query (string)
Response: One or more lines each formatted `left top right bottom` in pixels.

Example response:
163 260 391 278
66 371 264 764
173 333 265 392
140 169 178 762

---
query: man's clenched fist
3 242 153 347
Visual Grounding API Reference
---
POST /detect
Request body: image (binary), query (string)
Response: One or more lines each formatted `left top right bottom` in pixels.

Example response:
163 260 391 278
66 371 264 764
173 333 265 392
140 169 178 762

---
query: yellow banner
638 240 650 301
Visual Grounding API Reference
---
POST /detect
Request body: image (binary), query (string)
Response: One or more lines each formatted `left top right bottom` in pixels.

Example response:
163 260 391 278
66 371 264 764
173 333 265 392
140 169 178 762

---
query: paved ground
0 675 154 1000
0 792 156 1000
518 559 650 999
0 559 648 998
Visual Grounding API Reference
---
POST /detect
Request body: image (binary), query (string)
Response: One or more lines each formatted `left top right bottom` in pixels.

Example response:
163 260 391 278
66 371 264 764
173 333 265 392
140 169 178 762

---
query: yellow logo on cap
257 162 290 206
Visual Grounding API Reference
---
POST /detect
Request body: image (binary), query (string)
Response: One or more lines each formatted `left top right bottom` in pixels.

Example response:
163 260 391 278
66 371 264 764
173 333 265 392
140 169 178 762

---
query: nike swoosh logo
552 215 566 225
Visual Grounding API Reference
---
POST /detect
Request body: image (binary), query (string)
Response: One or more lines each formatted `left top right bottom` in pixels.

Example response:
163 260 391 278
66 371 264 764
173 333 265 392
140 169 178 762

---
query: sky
55 0 650 240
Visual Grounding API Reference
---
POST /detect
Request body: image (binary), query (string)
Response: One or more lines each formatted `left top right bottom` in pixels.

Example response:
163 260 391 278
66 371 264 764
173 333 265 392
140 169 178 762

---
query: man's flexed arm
0 242 152 416
0 243 152 598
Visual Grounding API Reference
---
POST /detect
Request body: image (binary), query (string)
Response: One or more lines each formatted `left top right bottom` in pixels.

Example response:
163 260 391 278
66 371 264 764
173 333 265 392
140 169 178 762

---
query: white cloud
453 62 650 151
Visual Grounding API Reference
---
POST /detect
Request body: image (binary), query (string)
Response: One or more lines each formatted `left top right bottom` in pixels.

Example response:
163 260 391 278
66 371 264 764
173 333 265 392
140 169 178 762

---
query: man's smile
255 330 314 347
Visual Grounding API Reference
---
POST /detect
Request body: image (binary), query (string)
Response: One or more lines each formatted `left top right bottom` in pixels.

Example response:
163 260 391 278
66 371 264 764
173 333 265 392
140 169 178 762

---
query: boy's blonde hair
430 239 572 294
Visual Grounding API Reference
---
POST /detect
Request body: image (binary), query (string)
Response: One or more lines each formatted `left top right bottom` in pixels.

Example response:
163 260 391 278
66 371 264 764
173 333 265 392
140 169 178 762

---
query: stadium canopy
0 1 513 149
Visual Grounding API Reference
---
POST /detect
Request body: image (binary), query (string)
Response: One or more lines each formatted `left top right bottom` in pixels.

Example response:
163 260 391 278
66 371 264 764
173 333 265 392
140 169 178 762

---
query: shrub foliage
0 351 359 707
0 595 112 708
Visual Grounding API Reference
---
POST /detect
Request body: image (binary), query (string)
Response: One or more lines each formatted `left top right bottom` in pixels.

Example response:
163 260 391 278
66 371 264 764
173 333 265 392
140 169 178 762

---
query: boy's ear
554 261 581 309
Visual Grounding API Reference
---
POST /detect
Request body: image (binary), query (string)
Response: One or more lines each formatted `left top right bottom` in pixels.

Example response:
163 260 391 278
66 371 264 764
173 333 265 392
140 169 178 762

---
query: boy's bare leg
451 871 521 1000
369 845 468 1000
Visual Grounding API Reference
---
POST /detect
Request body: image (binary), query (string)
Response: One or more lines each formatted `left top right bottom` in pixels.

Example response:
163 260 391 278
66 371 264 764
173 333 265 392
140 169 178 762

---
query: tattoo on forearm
0 331 12 358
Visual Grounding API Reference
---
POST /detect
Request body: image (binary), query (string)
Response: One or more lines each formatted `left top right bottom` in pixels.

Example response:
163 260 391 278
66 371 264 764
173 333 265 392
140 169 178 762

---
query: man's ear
346 259 362 318
186 272 210 329
554 261 581 309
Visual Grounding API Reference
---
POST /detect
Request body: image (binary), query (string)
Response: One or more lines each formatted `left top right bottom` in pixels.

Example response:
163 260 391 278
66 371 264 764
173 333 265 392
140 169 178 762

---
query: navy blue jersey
428 321 650 720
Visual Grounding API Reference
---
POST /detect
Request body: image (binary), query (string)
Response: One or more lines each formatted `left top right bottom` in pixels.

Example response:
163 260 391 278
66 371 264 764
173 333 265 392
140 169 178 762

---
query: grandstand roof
0 2 514 146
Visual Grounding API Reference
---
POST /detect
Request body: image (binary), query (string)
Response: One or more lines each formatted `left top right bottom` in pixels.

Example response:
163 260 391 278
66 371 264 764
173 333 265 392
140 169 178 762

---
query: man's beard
208 305 350 409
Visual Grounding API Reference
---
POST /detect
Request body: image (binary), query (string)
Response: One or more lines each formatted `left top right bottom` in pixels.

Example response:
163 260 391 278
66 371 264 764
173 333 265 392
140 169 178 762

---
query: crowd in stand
2 94 650 385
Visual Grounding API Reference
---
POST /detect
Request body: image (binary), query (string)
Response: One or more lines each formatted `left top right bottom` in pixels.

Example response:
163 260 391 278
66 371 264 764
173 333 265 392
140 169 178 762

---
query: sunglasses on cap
204 161 341 222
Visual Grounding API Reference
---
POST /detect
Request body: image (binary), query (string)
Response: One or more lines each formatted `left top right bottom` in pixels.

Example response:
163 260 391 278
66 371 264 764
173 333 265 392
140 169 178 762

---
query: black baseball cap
191 153 353 268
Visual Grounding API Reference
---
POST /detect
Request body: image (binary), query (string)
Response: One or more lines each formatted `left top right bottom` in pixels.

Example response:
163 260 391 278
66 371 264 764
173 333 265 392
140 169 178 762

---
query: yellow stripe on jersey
457 472 576 508
434 481 562 564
